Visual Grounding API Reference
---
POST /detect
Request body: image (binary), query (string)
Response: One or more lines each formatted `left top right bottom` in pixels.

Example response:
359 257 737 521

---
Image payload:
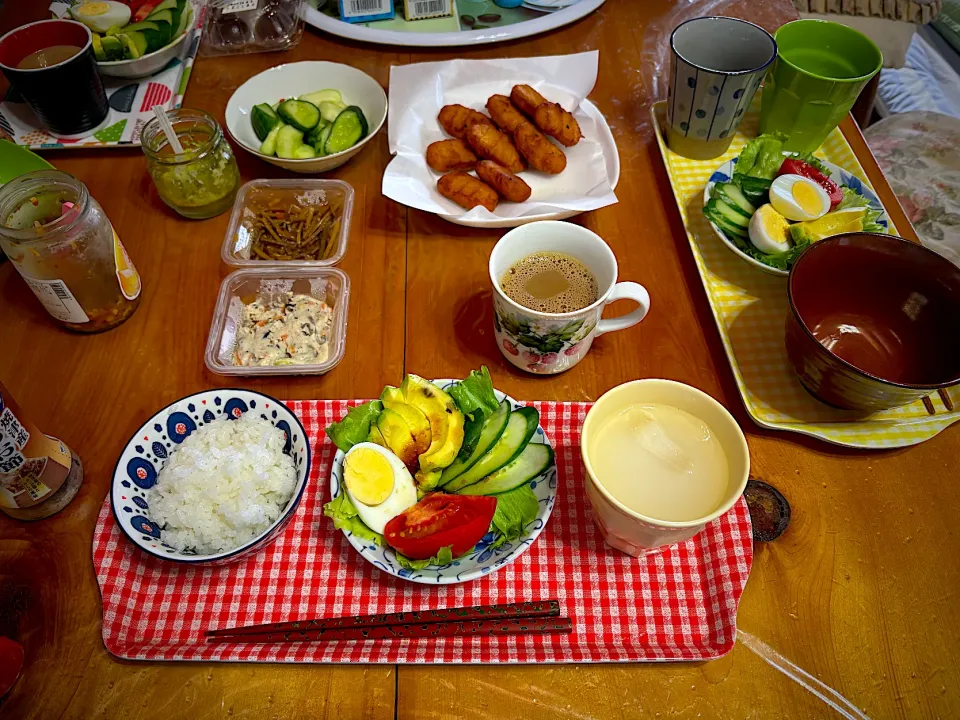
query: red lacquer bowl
786 232 960 412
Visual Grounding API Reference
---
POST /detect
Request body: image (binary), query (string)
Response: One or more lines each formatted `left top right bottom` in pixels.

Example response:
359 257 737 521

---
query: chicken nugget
513 121 566 174
437 172 499 213
510 84 548 117
533 102 583 147
438 104 493 139
426 139 478 173
486 94 527 133
465 123 525 173
475 161 532 203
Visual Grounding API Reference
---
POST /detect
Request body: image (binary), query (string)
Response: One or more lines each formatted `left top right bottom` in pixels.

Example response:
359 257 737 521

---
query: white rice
147 414 297 555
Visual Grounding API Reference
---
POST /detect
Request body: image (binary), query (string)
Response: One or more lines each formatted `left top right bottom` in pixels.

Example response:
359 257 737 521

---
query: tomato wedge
778 158 843 210
384 493 497 560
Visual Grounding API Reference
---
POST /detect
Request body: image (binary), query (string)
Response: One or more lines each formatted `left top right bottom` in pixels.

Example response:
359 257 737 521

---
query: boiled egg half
748 204 793 254
70 1 132 34
343 442 417 534
769 174 831 222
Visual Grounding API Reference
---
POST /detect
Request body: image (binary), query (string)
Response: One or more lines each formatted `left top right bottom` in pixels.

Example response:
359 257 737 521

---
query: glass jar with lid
0 170 141 333
141 108 241 219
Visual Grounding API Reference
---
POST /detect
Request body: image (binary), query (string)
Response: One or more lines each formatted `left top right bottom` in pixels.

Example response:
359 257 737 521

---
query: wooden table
2 2 958 718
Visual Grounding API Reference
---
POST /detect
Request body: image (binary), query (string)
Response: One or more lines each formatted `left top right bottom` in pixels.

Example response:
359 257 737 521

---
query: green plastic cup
759 19 882 153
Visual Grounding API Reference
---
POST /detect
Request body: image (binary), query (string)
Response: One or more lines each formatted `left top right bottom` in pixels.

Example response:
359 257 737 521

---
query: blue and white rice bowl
111 389 311 565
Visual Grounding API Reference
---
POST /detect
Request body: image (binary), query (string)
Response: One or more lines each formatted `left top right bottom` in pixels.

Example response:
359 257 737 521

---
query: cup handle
595 282 650 337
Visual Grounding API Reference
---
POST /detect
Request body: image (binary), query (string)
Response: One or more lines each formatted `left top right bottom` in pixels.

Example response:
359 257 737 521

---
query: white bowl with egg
224 61 388 174
580 379 749 556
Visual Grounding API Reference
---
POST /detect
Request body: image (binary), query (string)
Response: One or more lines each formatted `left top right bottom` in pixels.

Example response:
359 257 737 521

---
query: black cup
0 19 109 138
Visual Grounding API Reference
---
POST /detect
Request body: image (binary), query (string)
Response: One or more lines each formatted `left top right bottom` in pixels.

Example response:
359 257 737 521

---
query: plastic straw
152 105 183 155
738 629 872 720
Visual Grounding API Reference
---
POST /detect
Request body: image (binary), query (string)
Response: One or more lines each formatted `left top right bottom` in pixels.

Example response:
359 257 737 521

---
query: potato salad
235 292 332 366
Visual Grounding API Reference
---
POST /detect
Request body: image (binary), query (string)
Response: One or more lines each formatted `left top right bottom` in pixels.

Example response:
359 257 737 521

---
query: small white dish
702 154 891 277
225 61 388 175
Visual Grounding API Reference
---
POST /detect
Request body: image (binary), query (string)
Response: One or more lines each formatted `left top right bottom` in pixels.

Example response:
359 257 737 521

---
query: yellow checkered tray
652 101 960 448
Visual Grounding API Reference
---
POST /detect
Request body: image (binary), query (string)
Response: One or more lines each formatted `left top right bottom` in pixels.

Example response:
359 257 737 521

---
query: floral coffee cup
489 221 650 375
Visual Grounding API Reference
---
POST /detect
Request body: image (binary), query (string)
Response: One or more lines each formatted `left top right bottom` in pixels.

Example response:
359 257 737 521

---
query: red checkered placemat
93 400 753 663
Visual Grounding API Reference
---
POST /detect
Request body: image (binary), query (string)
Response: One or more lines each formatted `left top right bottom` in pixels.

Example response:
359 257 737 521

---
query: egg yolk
344 448 395 506
77 2 110 15
792 181 824 216
760 206 791 243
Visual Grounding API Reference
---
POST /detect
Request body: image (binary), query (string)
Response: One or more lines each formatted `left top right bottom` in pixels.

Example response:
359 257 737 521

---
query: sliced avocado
106 24 124 37
126 31 149 58
120 33 143 60
100 35 124 61
367 424 386 446
148 0 178 16
377 409 419 474
91 33 106 61
379 388 432 458
400 375 465 476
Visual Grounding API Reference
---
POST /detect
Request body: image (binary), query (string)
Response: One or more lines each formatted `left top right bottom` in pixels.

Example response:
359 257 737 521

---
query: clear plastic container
200 0 305 57
221 179 354 268
205 267 349 376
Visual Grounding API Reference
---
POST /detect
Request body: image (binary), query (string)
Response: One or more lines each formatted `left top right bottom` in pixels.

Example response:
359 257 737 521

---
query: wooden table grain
2 1 959 718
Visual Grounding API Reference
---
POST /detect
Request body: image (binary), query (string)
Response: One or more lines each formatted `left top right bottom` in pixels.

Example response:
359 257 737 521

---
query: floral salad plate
329 380 557 584
703 155 891 277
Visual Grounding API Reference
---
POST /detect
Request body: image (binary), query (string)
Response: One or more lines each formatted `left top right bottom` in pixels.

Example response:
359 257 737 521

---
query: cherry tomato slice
778 159 843 210
384 493 497 560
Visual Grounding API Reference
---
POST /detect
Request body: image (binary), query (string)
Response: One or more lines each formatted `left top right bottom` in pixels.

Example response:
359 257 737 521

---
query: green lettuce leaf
448 366 499 419
836 186 885 232
736 132 787 179
489 484 540 550
395 545 454 570
325 400 383 453
323 492 384 546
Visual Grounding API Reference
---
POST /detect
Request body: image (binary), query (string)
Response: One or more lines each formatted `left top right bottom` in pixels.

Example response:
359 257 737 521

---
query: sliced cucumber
704 198 749 229
174 4 192 39
443 407 539 493
325 106 368 155
318 101 345 124
127 31 148 58
315 124 333 155
259 123 283 156
147 8 174 25
714 183 755 217
275 124 304 160
150 0 179 13
251 103 281 141
299 89 342 107
277 99 321 132
292 144 317 159
439 400 511 487
458 443 554 496
304 119 329 147
734 174 772 205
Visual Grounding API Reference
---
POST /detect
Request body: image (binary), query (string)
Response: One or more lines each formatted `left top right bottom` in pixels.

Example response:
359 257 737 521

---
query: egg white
749 204 792 254
343 442 418 535
769 174 830 222
71 1 132 34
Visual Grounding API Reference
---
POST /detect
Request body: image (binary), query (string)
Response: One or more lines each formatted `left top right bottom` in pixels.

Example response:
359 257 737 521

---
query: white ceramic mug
580 379 750 556
489 221 650 375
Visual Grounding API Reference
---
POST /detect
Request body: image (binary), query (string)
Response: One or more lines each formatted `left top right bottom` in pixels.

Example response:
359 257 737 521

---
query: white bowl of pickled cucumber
225 61 388 175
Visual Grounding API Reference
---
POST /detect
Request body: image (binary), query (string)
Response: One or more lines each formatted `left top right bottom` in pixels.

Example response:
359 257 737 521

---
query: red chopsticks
206 600 571 644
